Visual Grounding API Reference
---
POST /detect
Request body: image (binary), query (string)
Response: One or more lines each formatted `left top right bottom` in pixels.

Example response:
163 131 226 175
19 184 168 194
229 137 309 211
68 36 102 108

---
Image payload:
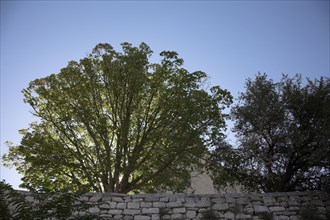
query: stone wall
14 191 330 220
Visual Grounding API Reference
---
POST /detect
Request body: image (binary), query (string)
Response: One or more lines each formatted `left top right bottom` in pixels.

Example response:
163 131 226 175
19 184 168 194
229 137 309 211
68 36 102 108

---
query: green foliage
259 212 273 220
213 73 330 192
201 209 218 220
210 140 247 192
299 205 330 220
0 180 33 220
3 42 232 193
300 207 319 220
159 208 170 220
0 180 16 220
0 180 98 220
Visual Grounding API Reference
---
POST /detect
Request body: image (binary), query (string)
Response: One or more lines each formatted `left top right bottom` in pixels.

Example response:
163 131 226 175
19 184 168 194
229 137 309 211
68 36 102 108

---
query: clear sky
1 1 329 190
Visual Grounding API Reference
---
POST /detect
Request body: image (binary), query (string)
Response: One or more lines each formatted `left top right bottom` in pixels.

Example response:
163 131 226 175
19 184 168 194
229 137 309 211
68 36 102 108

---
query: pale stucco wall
188 171 215 194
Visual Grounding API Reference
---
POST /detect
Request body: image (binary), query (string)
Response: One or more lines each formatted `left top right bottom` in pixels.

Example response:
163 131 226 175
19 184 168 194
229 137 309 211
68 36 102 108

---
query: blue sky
1 1 329 189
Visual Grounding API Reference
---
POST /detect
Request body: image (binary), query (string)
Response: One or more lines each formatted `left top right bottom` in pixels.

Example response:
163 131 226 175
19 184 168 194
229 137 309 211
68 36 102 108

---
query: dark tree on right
214 73 330 192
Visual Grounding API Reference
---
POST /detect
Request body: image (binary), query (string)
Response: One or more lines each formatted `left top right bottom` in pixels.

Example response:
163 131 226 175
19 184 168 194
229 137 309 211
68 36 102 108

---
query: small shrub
0 180 33 220
0 181 13 220
0 180 99 220
201 209 218 220
230 202 243 214
259 212 273 220
159 207 170 220
300 207 322 220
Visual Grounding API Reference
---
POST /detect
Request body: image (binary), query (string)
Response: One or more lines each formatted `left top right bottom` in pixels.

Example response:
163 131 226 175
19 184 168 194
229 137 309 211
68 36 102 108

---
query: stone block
145 196 160 202
134 215 151 220
99 203 111 209
230 203 243 213
279 215 290 220
263 196 276 205
151 214 160 220
301 196 312 202
108 209 123 215
107 201 117 209
117 202 127 209
196 197 211 207
160 214 170 219
311 200 324 206
250 194 262 202
124 196 132 200
128 202 140 209
88 207 100 214
288 201 300 206
78 211 87 216
124 216 134 220
279 201 289 208
269 206 285 212
244 205 254 214
141 202 153 208
184 198 196 208
237 197 250 205
273 211 296 216
153 202 165 208
186 210 197 218
124 209 141 215
142 208 159 214
114 215 123 219
132 198 143 203
289 196 301 202
79 196 89 202
290 216 300 220
166 202 183 208
225 196 236 203
169 196 176 202
100 214 113 218
102 196 112 201
278 196 289 202
212 202 229 211
254 205 269 213
175 196 185 203
171 214 183 219
101 210 108 214
173 207 186 213
112 197 124 202
160 197 169 202
212 197 226 203
224 211 235 219
272 216 280 220
232 193 247 198
124 198 132 203
288 206 300 211
236 213 252 219
90 194 102 202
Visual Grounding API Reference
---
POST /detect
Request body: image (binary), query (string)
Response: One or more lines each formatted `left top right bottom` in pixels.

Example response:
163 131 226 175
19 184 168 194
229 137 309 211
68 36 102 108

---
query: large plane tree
3 43 232 193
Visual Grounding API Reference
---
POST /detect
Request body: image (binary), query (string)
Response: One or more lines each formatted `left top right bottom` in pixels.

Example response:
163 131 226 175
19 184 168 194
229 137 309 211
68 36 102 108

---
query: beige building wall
187 171 215 194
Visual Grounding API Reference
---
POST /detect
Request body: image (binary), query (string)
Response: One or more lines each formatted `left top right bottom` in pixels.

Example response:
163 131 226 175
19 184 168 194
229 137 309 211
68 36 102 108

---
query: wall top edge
13 190 328 198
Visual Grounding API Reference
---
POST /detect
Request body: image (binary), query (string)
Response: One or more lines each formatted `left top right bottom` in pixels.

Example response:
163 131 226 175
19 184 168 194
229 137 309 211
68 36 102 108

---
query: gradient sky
1 1 329 190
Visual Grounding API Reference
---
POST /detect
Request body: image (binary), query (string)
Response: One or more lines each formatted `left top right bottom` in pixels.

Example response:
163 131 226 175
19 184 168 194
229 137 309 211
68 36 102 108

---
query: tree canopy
3 42 232 193
213 74 330 192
